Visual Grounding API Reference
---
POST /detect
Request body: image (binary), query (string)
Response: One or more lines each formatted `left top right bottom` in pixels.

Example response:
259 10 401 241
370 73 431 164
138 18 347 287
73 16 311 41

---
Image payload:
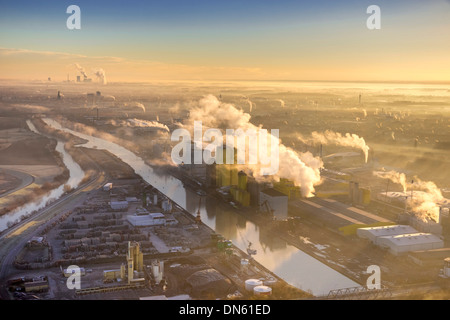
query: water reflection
0 121 84 232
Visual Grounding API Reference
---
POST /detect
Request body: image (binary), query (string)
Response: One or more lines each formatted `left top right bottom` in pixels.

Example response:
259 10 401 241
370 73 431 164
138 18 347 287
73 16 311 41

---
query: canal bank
167 166 365 288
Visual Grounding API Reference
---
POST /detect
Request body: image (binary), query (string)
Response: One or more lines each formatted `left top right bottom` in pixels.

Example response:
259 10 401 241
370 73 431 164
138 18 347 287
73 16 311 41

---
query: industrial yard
0 79 449 301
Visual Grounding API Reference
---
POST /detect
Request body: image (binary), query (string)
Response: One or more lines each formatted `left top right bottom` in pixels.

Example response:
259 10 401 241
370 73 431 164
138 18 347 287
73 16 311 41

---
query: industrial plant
0 78 449 301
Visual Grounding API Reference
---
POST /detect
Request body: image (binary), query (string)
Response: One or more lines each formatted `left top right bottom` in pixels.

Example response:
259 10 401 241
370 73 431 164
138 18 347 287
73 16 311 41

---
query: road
0 172 106 300
0 167 34 198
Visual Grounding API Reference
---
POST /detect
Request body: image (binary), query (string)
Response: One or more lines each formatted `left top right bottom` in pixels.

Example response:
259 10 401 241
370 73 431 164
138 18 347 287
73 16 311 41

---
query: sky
1 0 450 82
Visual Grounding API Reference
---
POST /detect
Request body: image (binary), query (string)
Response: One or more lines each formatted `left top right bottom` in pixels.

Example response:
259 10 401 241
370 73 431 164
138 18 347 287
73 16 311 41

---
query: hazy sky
1 0 450 82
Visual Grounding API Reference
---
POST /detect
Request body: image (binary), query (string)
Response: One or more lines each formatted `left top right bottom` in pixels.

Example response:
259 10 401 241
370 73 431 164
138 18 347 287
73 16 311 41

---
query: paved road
0 172 105 300
0 167 34 198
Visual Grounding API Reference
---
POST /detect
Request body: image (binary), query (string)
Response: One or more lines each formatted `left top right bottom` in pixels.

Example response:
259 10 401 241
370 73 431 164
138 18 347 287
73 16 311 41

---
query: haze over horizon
1 0 450 82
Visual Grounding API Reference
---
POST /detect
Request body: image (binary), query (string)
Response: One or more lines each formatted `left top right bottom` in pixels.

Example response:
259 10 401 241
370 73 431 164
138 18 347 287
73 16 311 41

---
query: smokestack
93 68 107 85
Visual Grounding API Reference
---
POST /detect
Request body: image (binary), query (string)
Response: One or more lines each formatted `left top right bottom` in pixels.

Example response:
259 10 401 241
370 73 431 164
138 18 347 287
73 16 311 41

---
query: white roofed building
377 233 443 256
357 225 417 245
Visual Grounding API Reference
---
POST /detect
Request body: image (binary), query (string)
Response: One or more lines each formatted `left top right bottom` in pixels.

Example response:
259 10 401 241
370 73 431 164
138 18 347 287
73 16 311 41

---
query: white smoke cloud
74 63 87 78
124 101 146 112
184 95 322 197
127 118 169 132
277 99 285 108
93 68 107 85
298 130 370 163
241 96 254 113
373 170 407 192
373 170 445 222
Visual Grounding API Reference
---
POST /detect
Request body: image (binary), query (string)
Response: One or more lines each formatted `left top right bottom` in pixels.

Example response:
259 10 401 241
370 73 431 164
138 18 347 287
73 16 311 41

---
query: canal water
42 118 359 296
0 120 84 232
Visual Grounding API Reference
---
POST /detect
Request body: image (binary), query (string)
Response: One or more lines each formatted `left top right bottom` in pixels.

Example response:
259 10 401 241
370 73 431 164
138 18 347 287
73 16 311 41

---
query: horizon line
1 78 450 86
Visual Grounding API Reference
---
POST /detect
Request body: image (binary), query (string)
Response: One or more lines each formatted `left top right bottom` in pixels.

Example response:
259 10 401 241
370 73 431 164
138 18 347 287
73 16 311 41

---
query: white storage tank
263 277 277 287
253 285 272 296
245 279 263 292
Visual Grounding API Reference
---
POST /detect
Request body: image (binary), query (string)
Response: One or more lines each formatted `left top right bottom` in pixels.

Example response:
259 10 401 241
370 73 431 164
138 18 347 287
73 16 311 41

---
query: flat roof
379 233 443 246
358 224 417 236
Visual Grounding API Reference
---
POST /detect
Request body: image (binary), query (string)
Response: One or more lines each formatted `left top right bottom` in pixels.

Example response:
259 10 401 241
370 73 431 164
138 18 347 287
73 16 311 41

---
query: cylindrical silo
245 279 263 292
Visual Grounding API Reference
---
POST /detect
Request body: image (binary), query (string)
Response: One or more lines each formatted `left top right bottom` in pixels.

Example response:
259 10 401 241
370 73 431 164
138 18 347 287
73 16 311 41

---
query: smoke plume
184 95 322 197
298 130 370 163
93 68 107 85
373 170 445 222
124 102 146 112
127 118 169 132
241 96 254 113
74 63 87 79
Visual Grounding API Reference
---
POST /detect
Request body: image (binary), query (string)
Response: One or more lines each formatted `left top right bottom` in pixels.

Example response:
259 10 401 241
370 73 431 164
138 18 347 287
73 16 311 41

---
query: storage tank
263 277 277 287
253 285 272 296
245 279 263 292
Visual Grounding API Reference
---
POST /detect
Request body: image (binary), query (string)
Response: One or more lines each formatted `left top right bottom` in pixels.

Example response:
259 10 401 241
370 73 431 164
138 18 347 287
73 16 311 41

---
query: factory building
102 241 145 284
24 278 49 293
349 181 371 205
103 183 113 191
110 200 129 211
126 241 144 284
357 225 418 245
127 212 166 227
259 188 288 220
377 233 443 256
273 178 302 200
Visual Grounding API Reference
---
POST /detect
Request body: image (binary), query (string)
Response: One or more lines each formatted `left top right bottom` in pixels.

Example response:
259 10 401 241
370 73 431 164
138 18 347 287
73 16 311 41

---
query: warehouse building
259 188 288 220
357 224 444 255
110 200 129 211
357 225 417 245
127 212 166 227
377 233 444 256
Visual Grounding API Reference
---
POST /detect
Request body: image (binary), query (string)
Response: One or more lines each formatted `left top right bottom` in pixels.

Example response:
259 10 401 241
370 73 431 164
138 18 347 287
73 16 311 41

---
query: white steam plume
241 96 254 113
373 170 445 222
298 130 370 163
127 118 169 132
373 170 407 192
124 102 146 112
74 63 87 79
93 68 107 85
184 95 322 197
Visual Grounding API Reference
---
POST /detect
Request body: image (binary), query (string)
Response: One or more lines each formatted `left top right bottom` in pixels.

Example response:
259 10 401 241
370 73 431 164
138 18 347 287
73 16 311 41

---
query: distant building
127 212 166 227
103 183 113 191
110 200 129 211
